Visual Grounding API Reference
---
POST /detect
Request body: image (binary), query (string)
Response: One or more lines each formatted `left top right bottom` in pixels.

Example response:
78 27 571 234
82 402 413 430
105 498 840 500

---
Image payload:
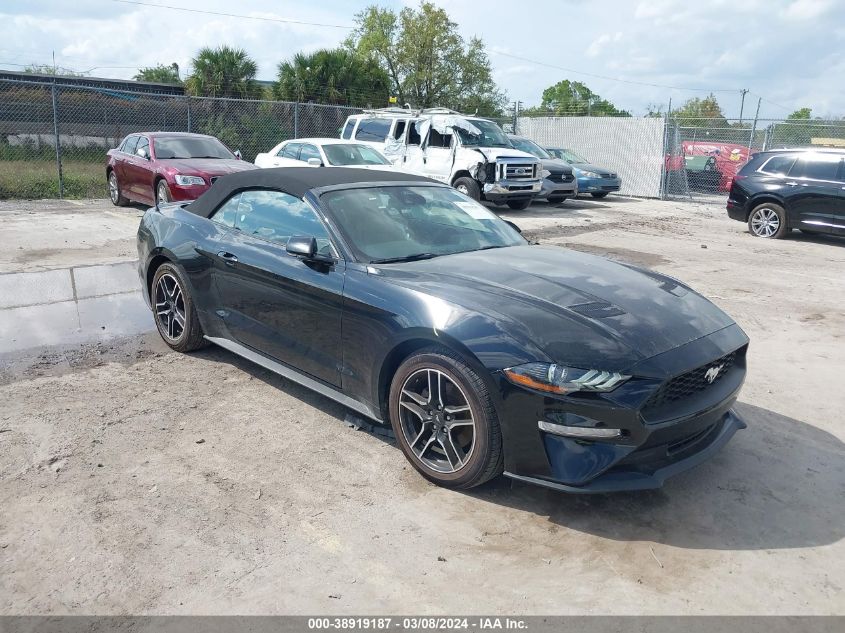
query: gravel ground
0 195 843 615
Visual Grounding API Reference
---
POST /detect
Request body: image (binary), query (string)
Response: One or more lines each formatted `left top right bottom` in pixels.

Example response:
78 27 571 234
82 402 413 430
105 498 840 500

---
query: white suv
340 108 543 210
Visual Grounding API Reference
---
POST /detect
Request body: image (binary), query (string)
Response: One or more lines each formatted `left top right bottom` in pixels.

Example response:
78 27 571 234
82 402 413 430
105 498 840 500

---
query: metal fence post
294 101 299 138
51 82 64 198
748 98 761 154
659 113 669 200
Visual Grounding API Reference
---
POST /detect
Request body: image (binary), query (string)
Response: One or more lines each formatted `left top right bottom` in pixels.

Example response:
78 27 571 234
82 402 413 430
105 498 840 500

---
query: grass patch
0 160 106 199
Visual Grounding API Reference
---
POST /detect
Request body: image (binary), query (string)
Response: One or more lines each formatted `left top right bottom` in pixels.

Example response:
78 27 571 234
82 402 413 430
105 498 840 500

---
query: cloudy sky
1 0 843 119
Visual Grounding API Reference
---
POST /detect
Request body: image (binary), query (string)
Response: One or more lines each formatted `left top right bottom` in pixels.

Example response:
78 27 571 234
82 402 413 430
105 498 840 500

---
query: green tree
534 80 629 117
346 1 506 115
670 93 728 127
23 64 84 77
185 46 260 99
275 48 390 107
787 107 812 120
134 63 181 84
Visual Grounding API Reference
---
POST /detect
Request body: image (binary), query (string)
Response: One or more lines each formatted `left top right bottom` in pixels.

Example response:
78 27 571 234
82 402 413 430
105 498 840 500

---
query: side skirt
204 336 384 423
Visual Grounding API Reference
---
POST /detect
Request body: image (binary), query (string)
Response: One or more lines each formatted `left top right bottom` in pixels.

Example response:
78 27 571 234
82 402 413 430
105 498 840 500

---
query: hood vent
568 301 626 319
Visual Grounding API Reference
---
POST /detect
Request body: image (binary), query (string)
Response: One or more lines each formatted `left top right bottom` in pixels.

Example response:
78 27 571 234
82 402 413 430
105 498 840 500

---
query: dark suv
727 148 845 238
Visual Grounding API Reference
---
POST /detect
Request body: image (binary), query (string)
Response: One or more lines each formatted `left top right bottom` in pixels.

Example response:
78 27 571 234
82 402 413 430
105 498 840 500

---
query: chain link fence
0 78 359 199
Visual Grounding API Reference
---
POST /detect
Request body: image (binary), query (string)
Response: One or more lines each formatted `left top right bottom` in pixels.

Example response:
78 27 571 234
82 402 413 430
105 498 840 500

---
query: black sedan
137 167 748 492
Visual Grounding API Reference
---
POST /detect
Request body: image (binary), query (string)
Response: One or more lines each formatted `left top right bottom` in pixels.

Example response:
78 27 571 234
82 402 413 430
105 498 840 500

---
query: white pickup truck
340 107 543 210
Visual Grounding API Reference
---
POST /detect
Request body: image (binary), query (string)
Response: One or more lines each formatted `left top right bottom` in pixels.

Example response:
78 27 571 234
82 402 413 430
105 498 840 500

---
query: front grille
602 173 617 179
498 161 538 181
645 351 737 410
547 172 574 183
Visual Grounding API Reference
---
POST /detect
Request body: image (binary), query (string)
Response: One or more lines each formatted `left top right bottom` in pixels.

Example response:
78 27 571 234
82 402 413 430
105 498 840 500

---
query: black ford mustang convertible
137 167 748 492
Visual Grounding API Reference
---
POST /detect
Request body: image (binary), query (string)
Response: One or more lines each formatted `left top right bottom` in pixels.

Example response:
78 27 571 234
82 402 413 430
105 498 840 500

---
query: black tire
453 176 481 201
155 179 172 206
150 263 207 352
547 196 567 204
591 192 609 199
506 199 532 211
748 202 788 239
107 170 129 206
388 347 503 489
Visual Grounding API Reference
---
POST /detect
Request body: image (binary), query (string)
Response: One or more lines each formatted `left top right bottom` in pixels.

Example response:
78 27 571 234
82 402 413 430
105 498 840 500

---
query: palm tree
275 48 390 107
185 46 260 99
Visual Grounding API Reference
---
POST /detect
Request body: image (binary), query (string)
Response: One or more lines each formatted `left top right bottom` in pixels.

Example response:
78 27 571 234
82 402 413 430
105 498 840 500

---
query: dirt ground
0 195 843 615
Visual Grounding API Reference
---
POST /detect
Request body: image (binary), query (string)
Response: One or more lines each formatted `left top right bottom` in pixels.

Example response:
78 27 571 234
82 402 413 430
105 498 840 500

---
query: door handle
217 251 238 266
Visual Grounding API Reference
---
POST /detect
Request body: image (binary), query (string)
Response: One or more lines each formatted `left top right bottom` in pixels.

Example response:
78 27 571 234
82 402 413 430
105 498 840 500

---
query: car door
132 136 156 201
402 119 426 175
298 143 323 166
114 135 139 190
122 135 152 201
785 153 844 233
207 189 345 386
421 127 454 184
268 142 303 167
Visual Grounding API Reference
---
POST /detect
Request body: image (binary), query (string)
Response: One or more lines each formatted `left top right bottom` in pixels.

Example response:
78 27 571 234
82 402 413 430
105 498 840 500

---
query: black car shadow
785 231 845 247
464 401 845 552
188 345 845 551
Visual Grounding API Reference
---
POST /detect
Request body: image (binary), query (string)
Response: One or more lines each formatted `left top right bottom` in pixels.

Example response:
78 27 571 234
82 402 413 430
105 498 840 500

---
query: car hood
572 162 614 177
375 245 735 371
467 147 539 163
159 159 257 176
539 158 574 174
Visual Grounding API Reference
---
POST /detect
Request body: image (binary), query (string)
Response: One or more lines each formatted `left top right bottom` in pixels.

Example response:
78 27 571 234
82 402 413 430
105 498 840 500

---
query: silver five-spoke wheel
154 272 186 341
157 181 171 205
750 207 780 237
108 172 120 204
398 368 476 473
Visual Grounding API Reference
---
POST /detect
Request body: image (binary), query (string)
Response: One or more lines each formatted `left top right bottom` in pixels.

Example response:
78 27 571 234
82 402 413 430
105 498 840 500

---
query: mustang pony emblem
705 364 725 384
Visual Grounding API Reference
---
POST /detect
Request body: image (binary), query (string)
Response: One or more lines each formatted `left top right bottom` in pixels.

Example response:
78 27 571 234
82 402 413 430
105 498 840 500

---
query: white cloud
781 0 834 20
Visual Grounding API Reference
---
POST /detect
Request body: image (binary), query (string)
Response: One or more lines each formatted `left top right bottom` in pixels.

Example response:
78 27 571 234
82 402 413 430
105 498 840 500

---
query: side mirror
286 235 317 258
307 157 322 167
234 149 242 160
136 147 149 160
504 220 522 234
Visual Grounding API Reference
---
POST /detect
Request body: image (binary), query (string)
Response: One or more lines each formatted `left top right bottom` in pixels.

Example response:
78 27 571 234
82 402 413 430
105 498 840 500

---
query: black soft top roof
186 166 438 218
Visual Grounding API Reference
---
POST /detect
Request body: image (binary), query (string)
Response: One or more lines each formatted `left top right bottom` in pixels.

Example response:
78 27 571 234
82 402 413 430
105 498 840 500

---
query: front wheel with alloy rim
388 347 503 489
151 263 207 352
748 202 788 239
156 180 171 206
108 171 129 206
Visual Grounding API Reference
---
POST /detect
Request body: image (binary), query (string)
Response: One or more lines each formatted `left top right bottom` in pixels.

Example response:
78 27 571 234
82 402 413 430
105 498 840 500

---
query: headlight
580 170 600 178
174 174 205 186
540 169 551 178
503 363 629 394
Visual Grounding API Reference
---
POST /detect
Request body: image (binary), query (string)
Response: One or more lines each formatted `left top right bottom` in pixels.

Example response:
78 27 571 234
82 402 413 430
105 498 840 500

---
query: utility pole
739 88 749 124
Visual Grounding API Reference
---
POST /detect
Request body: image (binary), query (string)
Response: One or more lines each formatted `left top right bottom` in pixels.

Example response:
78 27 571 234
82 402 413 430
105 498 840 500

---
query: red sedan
106 132 256 206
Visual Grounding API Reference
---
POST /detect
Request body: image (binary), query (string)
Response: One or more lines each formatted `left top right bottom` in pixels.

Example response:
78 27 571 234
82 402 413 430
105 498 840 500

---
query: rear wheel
591 192 609 199
748 202 788 239
506 199 532 210
108 171 129 206
151 263 207 352
388 347 503 489
156 180 171 206
453 177 480 201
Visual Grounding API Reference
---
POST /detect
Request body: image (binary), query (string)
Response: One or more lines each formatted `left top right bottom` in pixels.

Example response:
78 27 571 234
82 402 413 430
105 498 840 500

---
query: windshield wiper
370 252 439 264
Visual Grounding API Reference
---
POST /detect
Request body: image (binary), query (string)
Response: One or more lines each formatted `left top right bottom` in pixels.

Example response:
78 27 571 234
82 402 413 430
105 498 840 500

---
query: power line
109 0 354 29
489 50 741 93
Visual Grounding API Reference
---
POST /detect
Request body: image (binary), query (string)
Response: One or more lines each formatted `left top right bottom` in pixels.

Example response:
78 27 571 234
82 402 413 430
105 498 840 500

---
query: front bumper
482 179 542 202
578 176 621 194
494 324 749 493
167 182 211 202
538 177 577 199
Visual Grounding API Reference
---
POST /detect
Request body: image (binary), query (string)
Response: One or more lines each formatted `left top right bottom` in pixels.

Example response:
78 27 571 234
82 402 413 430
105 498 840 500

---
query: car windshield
323 144 391 166
454 119 512 148
321 185 526 263
154 137 234 160
509 137 552 160
548 148 588 164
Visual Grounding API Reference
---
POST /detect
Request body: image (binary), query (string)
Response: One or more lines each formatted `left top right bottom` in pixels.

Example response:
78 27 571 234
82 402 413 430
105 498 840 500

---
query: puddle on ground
0 262 154 354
